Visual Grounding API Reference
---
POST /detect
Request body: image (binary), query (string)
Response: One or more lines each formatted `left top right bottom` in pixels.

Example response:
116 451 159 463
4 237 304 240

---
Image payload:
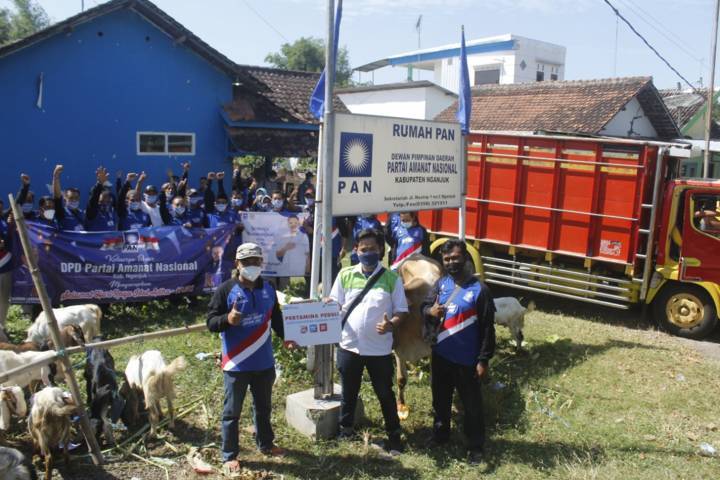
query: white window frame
137 132 196 156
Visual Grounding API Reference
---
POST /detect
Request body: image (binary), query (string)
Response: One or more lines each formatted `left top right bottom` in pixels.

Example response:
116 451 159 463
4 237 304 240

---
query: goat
394 255 533 417
0 446 31 480
28 386 77 479
44 325 86 384
25 304 102 346
124 350 187 436
0 350 56 389
0 386 27 432
83 347 124 447
0 340 40 353
493 297 534 351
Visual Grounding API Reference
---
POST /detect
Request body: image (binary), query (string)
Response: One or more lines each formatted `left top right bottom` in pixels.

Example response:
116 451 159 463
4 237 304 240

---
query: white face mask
129 201 141 211
271 199 283 210
240 265 262 281
174 205 186 216
305 198 315 206
401 221 413 229
216 203 228 212
43 209 55 221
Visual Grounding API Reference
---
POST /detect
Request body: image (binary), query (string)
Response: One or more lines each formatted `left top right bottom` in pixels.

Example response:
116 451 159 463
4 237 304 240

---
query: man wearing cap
135 172 164 227
206 242 289 475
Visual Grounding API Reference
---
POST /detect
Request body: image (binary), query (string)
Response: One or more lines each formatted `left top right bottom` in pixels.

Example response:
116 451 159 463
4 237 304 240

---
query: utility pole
703 0 720 178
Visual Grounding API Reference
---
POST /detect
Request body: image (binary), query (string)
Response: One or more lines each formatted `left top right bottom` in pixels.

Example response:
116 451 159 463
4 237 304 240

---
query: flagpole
315 0 338 399
309 124 323 299
457 25 470 242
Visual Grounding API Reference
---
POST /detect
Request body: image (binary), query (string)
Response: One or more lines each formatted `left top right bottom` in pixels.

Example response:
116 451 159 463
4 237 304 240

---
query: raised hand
126 172 138 183
216 171 225 180
96 167 109 184
20 173 30 185
53 165 63 178
207 172 216 181
181 161 191 172
428 295 446 319
138 171 147 183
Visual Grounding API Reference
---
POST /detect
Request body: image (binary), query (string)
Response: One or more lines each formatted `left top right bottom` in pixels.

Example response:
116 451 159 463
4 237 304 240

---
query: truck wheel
654 284 718 339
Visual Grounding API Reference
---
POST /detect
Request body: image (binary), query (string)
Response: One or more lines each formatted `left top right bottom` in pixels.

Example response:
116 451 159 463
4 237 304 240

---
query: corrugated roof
435 77 680 139
658 88 710 128
336 80 456 96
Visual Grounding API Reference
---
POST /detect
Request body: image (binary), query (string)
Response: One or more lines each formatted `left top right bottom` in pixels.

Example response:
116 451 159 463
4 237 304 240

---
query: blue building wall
0 8 232 203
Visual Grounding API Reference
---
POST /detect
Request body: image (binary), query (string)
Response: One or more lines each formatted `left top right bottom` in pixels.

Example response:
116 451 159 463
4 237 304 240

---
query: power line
616 0 705 66
241 0 288 42
602 0 700 93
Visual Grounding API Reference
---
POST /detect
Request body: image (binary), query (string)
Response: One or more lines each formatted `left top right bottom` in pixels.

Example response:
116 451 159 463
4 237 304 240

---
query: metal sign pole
8 194 104 466
315 0 336 399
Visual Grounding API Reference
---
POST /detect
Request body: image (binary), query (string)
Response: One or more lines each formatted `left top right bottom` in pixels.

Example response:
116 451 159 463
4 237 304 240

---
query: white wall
600 98 658 138
338 86 456 120
434 36 566 92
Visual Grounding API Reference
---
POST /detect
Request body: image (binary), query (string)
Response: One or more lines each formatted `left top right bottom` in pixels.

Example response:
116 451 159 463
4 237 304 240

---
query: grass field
2 294 720 479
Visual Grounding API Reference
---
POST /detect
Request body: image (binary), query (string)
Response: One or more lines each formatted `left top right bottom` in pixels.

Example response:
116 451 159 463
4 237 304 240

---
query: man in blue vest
422 239 496 464
206 242 290 475
117 174 151 231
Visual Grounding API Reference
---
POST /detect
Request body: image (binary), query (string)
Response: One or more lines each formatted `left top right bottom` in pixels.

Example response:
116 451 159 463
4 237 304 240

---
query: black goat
83 347 124 447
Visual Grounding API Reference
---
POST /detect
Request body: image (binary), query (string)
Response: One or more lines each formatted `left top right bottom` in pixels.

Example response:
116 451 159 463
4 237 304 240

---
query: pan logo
338 132 373 194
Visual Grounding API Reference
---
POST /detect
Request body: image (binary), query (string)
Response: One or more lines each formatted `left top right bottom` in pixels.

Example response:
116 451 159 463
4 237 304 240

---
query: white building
356 34 567 94
336 81 457 121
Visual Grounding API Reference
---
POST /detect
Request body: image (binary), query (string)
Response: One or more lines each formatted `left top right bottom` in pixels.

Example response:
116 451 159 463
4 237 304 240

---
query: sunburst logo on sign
339 132 373 177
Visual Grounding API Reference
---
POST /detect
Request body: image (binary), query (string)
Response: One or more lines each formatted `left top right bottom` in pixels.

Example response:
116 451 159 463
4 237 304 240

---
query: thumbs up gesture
428 295 446 319
376 313 394 335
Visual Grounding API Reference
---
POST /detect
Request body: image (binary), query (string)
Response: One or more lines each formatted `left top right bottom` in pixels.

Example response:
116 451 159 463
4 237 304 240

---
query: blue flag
456 26 471 135
309 0 343 119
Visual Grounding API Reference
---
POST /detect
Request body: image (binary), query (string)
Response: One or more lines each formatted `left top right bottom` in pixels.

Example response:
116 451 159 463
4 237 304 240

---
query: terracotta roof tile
436 77 680 139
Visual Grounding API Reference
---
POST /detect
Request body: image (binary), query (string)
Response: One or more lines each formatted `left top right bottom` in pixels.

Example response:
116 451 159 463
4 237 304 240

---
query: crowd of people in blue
0 161 433 337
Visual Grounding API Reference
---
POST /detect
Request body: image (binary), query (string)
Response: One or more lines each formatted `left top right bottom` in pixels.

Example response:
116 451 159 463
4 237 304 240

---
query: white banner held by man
239 211 310 277
331 112 462 215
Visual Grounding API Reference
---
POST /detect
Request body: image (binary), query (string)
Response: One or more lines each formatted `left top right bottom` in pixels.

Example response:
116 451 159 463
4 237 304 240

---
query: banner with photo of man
239 211 310 277
11 223 237 304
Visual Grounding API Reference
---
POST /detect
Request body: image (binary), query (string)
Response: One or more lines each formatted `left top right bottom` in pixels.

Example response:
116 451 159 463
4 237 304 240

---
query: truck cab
651 179 720 338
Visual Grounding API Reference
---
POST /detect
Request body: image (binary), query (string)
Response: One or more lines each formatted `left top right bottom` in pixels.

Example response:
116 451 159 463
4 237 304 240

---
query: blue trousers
221 368 275 461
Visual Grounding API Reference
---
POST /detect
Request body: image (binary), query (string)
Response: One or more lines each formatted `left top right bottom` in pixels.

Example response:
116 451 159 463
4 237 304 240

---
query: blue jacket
207 278 284 372
422 275 496 367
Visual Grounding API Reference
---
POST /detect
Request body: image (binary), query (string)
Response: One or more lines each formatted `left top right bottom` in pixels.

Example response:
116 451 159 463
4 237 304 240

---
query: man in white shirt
329 228 408 454
136 173 164 227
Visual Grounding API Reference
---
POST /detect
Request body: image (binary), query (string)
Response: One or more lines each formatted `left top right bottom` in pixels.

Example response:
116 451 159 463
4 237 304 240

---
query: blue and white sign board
332 112 463 215
282 301 342 347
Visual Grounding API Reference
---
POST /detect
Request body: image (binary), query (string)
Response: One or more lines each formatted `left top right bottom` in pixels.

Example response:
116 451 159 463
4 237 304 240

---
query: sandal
222 459 242 478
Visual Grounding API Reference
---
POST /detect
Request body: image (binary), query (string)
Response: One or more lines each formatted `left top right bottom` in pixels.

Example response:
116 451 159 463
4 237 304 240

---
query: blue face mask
67 200 80 210
401 221 413 229
231 198 243 208
144 194 158 204
216 203 227 212
358 251 379 268
22 203 33 213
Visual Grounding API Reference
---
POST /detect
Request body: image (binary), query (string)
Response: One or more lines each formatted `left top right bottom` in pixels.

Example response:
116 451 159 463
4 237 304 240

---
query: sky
2 0 717 90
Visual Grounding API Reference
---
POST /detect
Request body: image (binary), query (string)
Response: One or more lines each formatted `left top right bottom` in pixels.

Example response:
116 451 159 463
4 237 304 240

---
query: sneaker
468 449 485 466
260 445 286 457
337 426 356 441
385 433 404 455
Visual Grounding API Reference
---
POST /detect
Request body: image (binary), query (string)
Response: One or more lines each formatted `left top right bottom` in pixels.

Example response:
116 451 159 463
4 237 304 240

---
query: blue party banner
11 223 237 304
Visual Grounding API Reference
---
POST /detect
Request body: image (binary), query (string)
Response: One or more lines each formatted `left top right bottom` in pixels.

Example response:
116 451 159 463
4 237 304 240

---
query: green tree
0 0 50 46
265 36 352 86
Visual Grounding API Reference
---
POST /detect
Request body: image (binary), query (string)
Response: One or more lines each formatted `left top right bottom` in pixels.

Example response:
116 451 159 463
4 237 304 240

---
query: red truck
419 132 720 339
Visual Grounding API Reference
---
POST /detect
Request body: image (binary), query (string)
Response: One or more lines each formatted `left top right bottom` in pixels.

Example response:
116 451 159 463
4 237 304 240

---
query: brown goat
0 341 40 353
28 387 77 479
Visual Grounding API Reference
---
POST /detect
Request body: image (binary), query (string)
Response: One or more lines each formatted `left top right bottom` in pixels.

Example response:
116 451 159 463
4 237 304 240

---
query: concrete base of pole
285 385 363 440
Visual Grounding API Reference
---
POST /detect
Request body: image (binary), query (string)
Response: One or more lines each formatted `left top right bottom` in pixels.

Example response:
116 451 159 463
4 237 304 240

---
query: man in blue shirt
350 214 382 265
206 243 290 475
85 167 117 231
117 174 151 231
422 239 496 464
51 165 85 231
387 211 430 270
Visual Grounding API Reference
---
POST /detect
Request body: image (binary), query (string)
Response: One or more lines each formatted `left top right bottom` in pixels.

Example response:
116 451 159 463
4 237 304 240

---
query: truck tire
653 284 718 339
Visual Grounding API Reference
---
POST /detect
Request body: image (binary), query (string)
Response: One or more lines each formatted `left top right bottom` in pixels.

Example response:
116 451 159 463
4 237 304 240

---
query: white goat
493 297 535 351
28 387 76 479
124 350 187 436
25 304 102 346
0 446 31 480
0 386 27 431
0 350 56 388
